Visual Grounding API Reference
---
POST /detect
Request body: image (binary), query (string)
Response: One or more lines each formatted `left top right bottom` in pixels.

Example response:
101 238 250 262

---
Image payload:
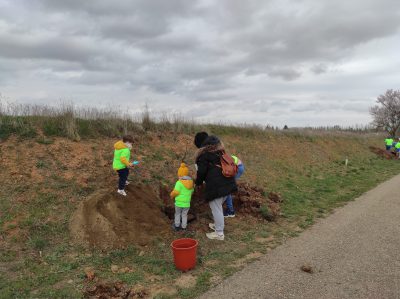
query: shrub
260 205 274 221
43 118 64 136
0 116 37 140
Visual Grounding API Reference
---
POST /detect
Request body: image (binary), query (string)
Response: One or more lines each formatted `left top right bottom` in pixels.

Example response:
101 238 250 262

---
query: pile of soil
159 182 283 221
369 146 397 160
235 183 268 214
84 282 148 299
70 184 172 248
236 183 283 221
70 181 283 249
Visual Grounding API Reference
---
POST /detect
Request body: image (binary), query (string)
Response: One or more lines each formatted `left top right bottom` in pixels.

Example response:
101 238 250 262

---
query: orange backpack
218 150 238 178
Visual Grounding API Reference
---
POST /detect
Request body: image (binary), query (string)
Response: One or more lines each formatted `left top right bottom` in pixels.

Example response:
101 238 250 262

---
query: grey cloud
100 19 167 41
290 99 371 114
311 64 328 74
291 102 329 113
222 0 400 77
267 68 302 81
70 72 123 86
137 34 200 53
35 0 196 17
0 33 97 62
341 101 371 113
1 0 399 126
269 99 295 107
34 0 199 42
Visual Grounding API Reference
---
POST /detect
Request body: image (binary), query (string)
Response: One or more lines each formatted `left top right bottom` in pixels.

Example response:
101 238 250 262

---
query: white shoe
117 189 127 196
208 223 216 231
206 232 224 241
125 181 130 186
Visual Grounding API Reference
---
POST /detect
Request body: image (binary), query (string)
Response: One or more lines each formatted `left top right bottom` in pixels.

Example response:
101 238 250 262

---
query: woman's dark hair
202 135 220 146
194 132 209 148
122 135 134 143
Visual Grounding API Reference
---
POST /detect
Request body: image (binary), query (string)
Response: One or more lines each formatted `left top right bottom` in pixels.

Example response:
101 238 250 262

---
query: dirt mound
236 184 283 221
70 184 172 248
266 191 284 221
70 181 283 249
369 146 397 160
235 183 268 214
159 182 283 221
84 282 148 299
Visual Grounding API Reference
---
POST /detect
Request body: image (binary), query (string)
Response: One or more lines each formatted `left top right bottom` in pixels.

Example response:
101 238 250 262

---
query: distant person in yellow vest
170 163 194 232
395 138 400 159
385 137 394 151
112 135 136 197
224 155 245 217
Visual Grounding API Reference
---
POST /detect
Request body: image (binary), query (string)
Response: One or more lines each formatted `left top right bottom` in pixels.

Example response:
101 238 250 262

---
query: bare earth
199 174 400 299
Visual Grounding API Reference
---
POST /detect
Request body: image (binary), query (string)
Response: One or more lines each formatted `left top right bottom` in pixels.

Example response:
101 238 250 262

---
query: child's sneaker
171 224 181 232
125 181 130 186
206 232 224 241
208 223 216 231
224 211 236 218
117 189 127 196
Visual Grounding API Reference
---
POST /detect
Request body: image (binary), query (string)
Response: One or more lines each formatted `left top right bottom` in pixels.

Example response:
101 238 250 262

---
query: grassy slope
1 129 400 298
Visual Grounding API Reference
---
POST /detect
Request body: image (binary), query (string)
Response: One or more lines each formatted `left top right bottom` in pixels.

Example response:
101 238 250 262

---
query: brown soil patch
148 284 177 298
174 273 197 289
255 236 275 243
266 192 284 221
369 146 397 160
236 183 268 214
301 264 314 274
204 259 219 267
70 184 172 248
159 182 282 222
84 282 148 299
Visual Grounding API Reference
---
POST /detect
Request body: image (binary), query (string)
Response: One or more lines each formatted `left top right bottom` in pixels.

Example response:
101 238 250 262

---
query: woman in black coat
194 133 237 240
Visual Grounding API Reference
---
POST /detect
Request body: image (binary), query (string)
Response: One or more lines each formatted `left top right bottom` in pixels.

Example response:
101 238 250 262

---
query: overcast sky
1 0 399 127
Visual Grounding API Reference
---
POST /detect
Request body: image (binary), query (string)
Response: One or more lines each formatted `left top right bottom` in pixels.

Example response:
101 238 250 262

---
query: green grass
178 271 212 298
2 152 399 298
0 115 38 140
0 116 399 298
276 156 398 223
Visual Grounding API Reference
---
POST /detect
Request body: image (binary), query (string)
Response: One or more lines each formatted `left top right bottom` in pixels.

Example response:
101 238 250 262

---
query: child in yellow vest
224 155 244 217
385 137 394 151
396 138 400 159
113 135 135 196
170 163 194 231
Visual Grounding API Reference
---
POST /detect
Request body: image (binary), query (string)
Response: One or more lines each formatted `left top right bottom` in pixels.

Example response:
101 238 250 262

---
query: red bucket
171 238 198 271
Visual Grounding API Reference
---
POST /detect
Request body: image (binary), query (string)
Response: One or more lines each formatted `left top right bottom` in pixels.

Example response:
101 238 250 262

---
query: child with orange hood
112 135 136 196
170 163 194 231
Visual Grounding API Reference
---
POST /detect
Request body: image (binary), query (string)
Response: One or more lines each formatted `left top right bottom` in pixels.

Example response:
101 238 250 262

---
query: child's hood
179 177 194 190
114 140 127 150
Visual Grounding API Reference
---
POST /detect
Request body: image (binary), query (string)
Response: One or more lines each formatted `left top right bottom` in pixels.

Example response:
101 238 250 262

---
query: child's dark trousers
117 168 129 190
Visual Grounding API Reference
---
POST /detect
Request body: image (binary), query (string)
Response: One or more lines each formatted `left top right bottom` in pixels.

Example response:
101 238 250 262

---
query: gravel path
199 174 400 299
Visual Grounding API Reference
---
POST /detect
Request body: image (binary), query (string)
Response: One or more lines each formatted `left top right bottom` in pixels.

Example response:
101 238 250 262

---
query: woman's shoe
206 232 224 241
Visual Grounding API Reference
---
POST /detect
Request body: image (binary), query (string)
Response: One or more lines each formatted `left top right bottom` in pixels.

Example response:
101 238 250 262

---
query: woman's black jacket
195 148 237 201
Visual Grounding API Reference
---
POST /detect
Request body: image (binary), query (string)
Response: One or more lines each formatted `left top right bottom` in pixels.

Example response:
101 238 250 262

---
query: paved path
199 174 400 299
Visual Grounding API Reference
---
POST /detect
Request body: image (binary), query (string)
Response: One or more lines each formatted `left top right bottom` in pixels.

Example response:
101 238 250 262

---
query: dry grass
0 100 379 142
